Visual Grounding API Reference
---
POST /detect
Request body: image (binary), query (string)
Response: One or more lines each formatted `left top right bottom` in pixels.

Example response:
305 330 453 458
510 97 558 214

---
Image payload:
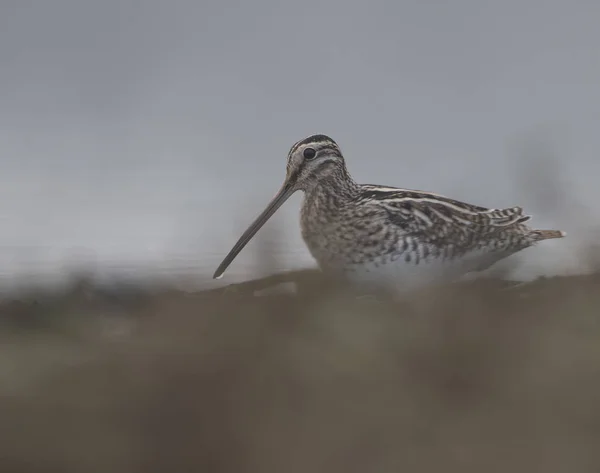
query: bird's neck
304 166 360 208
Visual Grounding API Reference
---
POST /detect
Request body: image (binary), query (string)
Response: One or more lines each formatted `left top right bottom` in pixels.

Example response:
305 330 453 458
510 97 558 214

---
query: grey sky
1 0 599 287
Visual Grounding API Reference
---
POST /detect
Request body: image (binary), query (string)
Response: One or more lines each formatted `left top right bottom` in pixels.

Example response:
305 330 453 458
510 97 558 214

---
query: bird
212 134 565 292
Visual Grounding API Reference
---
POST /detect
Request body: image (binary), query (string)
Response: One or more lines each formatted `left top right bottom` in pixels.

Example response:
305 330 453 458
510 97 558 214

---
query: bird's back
300 184 564 290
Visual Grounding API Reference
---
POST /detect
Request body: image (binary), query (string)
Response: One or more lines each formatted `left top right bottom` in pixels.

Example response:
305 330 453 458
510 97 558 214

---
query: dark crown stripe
289 134 338 155
298 134 337 146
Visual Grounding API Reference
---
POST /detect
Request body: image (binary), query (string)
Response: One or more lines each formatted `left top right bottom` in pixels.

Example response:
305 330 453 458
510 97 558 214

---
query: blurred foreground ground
0 268 600 473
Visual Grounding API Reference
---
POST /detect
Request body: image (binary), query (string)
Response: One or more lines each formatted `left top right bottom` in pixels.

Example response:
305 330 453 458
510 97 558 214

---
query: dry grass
0 268 599 473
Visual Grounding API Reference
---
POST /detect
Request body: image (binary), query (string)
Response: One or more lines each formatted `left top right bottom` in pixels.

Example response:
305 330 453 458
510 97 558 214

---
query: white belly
342 256 458 292
326 247 517 293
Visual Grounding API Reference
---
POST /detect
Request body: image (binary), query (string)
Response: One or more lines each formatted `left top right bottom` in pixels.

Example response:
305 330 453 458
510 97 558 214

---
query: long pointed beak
213 182 296 279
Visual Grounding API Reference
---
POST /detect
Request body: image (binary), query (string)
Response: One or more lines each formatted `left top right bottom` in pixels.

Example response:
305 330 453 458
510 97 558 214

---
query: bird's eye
303 147 316 160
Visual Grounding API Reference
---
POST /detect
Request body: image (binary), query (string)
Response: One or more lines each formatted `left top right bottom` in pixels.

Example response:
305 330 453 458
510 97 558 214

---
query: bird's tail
530 229 567 241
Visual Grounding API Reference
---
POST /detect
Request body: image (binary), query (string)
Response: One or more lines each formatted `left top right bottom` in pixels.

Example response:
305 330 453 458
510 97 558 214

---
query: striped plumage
213 134 565 291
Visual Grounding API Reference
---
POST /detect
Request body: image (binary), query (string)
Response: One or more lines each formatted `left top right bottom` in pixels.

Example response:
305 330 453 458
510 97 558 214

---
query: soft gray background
1 0 598 289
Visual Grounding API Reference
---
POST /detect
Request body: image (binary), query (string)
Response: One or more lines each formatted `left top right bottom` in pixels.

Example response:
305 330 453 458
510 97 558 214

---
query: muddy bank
0 270 599 472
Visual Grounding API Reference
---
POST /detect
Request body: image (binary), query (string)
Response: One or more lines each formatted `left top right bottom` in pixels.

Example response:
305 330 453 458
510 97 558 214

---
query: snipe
213 134 565 291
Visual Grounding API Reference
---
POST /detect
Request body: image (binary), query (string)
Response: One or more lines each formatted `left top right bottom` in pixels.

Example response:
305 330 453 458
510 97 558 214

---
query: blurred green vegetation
0 268 600 472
